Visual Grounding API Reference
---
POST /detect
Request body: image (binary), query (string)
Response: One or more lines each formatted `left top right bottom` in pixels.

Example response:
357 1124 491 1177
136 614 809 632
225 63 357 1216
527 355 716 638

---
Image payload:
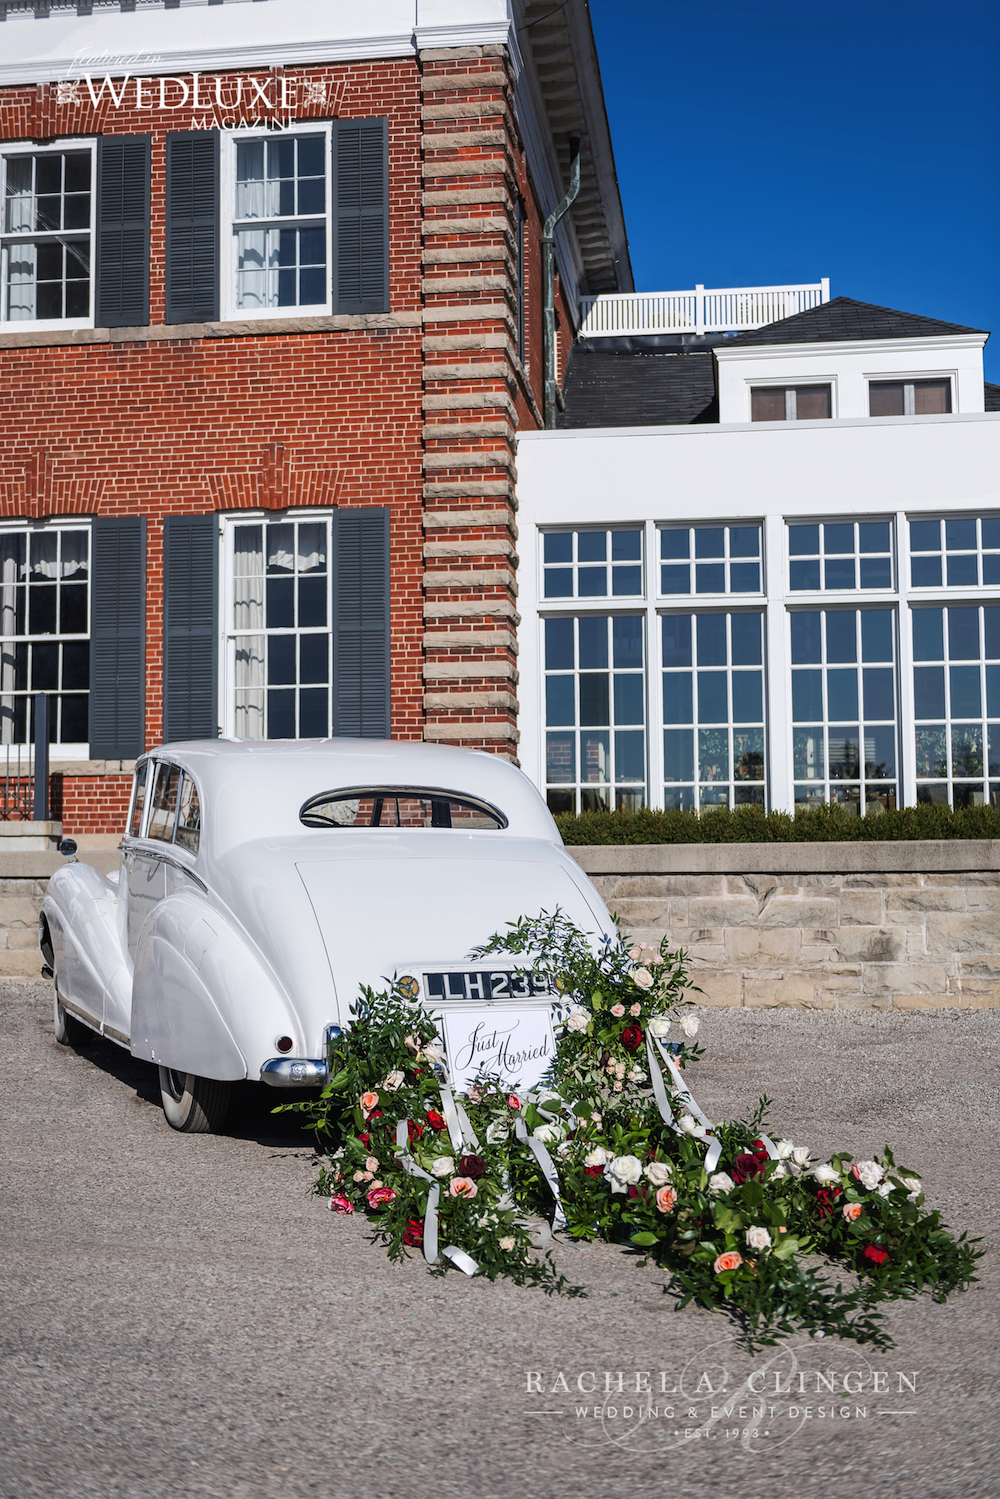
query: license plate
423 969 555 1003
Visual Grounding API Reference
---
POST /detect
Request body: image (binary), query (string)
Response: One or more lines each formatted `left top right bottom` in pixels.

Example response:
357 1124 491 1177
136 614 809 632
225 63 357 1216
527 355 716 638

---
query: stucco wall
569 841 1000 1010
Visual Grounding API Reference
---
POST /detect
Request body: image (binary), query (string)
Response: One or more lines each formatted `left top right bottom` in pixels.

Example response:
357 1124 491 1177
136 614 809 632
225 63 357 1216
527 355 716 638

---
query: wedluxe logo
52 67 328 130
524 1340 920 1455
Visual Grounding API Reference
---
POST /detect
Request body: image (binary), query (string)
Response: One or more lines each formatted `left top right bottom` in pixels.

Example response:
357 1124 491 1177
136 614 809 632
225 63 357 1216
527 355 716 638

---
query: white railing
578 279 830 338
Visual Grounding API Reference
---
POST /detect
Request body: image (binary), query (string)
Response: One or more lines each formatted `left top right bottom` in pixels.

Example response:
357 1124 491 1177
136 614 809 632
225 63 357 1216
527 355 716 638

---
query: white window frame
219 123 333 324
0 517 92 756
656 520 766 602
866 371 955 418
0 138 97 332
785 515 897 598
218 509 337 741
539 525 645 603
746 377 837 422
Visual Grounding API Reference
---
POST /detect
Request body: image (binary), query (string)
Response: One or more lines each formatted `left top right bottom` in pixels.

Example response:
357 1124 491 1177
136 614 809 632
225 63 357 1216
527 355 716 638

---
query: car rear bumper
259 1024 342 1087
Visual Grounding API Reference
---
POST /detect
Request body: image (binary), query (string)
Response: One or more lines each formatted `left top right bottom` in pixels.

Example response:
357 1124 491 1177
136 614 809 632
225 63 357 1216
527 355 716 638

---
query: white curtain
5 156 33 232
7 242 36 321
233 526 264 739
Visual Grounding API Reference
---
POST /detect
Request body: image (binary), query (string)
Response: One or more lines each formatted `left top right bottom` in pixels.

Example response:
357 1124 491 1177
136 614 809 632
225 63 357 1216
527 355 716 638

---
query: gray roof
985 383 1000 411
557 346 717 429
722 296 988 347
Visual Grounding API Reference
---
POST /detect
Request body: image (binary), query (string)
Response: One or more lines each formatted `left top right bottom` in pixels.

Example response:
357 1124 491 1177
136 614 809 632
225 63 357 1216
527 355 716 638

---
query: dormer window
869 380 951 416
750 385 832 422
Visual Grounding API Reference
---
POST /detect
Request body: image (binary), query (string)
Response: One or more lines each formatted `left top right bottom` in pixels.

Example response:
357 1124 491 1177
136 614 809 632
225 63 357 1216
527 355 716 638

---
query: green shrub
554 801 1000 845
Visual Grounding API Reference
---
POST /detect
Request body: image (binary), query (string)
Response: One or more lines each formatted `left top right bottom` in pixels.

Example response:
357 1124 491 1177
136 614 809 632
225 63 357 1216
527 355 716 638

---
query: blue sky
589 0 1000 381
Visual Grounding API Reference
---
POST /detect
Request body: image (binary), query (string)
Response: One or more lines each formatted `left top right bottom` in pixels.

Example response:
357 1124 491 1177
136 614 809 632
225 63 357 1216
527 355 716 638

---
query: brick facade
0 46 578 834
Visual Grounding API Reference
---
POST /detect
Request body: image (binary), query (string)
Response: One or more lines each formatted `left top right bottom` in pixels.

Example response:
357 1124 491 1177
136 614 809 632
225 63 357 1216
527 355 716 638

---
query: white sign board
440 1007 556 1094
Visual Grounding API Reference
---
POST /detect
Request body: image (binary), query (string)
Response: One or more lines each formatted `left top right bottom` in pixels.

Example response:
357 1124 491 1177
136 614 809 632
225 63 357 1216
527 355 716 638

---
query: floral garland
286 912 980 1348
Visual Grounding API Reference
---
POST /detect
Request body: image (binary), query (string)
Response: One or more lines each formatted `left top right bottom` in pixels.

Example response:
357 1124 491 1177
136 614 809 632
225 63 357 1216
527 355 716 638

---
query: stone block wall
569 842 1000 1010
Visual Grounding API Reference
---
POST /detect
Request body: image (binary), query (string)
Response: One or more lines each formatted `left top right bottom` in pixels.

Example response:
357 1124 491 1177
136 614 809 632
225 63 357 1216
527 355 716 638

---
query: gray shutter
163 515 218 743
333 507 389 738
166 131 219 324
95 135 150 328
334 119 388 315
90 518 146 759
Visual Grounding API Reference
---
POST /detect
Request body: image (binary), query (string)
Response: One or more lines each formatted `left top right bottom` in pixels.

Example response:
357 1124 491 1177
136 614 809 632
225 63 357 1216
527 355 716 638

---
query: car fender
41 862 124 1026
130 891 300 1079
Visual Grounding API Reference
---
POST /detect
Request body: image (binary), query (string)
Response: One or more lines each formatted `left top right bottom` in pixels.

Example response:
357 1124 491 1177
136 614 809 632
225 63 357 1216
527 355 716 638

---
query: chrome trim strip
58 992 101 1033
103 1022 131 1048
260 1056 329 1087
119 840 208 893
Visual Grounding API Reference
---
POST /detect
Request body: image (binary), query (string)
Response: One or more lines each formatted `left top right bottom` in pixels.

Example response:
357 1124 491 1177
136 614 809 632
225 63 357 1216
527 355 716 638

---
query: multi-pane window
542 530 642 599
750 385 832 421
659 525 762 596
791 608 897 814
909 517 1000 589
788 520 894 592
912 605 1000 807
661 611 766 810
231 520 331 739
543 614 645 814
870 380 951 417
2 149 92 322
0 527 89 745
233 134 327 311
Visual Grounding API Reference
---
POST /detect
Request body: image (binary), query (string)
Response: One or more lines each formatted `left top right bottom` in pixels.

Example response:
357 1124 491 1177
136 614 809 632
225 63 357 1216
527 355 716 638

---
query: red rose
627 1184 640 1199
358 1132 370 1147
367 1185 396 1209
621 1023 644 1054
368 1108 383 1122
402 1218 423 1247
458 1153 486 1179
584 1164 605 1176
731 1152 767 1185
407 1120 424 1143
752 1139 769 1159
863 1244 890 1267
426 1109 447 1132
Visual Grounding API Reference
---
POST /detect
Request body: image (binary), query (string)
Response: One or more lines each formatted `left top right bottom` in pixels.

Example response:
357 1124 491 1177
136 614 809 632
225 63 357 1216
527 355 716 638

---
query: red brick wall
60 774 132 836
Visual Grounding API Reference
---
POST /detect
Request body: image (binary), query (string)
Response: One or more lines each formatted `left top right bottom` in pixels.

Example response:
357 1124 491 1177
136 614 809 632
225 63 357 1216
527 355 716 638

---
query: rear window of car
300 787 507 831
142 761 202 854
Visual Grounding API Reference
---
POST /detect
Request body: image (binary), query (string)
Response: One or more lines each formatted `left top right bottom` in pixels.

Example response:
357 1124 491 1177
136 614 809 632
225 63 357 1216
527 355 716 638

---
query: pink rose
360 1091 379 1115
352 1170 365 1183
610 1003 626 1018
628 947 642 960
366 1185 396 1209
365 1156 379 1172
449 1177 478 1199
629 1002 642 1016
843 1202 862 1222
655 1186 677 1214
329 1194 354 1214
713 1251 743 1274
507 1094 521 1110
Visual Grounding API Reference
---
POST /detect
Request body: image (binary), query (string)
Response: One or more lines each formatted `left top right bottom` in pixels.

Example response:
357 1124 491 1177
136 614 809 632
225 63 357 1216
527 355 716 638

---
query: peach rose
449 1177 478 1199
365 1156 379 1172
655 1186 678 1214
360 1091 379 1115
842 1202 862 1222
713 1251 743 1274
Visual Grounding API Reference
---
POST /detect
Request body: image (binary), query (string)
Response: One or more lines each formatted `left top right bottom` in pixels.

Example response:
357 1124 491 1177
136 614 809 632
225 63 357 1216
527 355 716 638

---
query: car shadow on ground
60 1031 323 1149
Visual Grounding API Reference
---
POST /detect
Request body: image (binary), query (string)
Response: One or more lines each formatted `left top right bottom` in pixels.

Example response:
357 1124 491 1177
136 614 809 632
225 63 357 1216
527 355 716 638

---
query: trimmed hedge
554 802 1000 845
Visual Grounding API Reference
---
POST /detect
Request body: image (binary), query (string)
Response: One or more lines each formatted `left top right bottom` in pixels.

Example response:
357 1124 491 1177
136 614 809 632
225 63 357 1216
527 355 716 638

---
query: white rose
746 1226 772 1251
421 1042 444 1065
431 1156 454 1178
677 1114 700 1135
774 1139 794 1160
645 1161 673 1186
556 1141 573 1160
566 1010 589 1033
584 1145 613 1168
383 1070 405 1091
853 1159 883 1191
791 1146 811 1167
648 1015 672 1038
485 1120 510 1144
634 967 654 990
534 1123 563 1145
876 1181 893 1199
499 1236 516 1252
708 1172 735 1195
628 1067 647 1084
680 1015 700 1038
897 1175 922 1202
811 1164 840 1185
536 1088 561 1106
607 1154 643 1187
771 1161 789 1179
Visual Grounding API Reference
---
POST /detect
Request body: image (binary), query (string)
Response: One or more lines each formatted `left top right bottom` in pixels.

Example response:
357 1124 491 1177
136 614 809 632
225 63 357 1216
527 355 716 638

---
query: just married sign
440 1007 555 1094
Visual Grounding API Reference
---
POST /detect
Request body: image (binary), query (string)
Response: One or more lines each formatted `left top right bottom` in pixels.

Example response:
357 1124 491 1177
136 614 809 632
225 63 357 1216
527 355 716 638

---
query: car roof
139 739 559 849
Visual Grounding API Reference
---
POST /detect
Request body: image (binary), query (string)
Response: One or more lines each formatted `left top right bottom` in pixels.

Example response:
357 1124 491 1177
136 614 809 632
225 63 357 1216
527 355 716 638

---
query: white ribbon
513 1111 568 1232
394 1119 479 1276
645 1031 716 1148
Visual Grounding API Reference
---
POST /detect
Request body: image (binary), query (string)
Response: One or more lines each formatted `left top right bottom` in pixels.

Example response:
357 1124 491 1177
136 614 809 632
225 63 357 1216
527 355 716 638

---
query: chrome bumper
260 1025 342 1088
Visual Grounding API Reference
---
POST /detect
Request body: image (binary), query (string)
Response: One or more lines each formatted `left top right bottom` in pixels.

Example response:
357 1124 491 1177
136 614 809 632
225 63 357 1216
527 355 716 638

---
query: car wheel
157 1067 232 1134
53 984 91 1047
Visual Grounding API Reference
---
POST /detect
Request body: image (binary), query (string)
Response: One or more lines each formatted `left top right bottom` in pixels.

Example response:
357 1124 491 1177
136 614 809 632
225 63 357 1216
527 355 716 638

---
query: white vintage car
40 740 612 1133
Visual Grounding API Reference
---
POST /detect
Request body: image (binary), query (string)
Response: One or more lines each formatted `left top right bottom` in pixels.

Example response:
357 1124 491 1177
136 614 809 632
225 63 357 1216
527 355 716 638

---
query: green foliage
285 913 981 1351
554 799 1000 845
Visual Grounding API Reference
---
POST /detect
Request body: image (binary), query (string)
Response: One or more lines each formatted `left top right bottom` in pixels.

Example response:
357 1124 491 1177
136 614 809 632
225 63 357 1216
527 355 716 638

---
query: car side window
175 774 201 854
147 763 180 844
129 762 148 838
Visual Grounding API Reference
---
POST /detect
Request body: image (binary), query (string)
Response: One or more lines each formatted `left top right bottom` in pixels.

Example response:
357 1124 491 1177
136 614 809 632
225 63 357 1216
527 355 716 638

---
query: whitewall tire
157 1067 232 1134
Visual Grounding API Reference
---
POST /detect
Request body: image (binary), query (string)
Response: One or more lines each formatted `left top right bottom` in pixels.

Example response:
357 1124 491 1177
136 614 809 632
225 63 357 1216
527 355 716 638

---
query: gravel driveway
1 981 997 1499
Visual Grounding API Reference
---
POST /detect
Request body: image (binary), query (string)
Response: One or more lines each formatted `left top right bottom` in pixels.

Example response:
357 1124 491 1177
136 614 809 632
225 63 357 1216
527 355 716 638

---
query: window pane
660 529 689 560
614 730 645 781
914 380 950 415
824 557 855 590
544 568 573 598
911 556 942 588
945 518 976 552
613 674 644 725
611 530 641 561
663 673 693 724
950 665 981 719
696 613 727 666
914 666 946 719
946 554 978 587
698 728 729 781
826 611 857 663
909 519 941 552
729 526 759 558
694 527 725 559
826 668 858 720
863 667 894 720
545 675 575 726
951 725 982 777
579 673 610 725
663 728 694 781
695 563 725 593
751 387 786 421
948 607 980 660
790 611 822 664
546 732 575 783
612 565 642 596
792 669 823 721
545 616 574 670
795 385 830 419
789 525 819 556
731 613 762 666
870 383 905 416
544 532 572 564
859 557 891 589
577 566 607 597
861 609 893 662
866 725 896 778
577 532 606 562
578 617 608 669
789 559 821 591
612 616 643 668
697 671 728 722
730 562 760 592
859 522 890 554
732 671 763 722
660 563 690 594
793 728 824 780
661 614 692 668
